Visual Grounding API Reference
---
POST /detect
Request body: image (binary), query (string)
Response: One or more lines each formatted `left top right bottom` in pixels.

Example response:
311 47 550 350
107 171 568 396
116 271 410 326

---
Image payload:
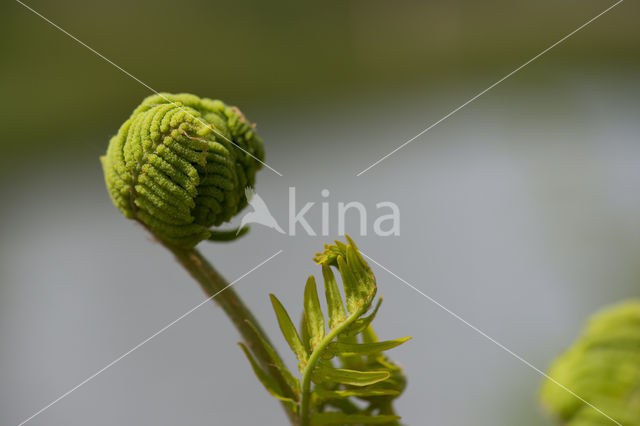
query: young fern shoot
241 237 410 425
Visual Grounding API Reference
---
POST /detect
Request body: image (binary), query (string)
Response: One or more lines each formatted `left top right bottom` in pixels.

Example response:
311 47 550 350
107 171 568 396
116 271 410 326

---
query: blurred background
1 0 639 425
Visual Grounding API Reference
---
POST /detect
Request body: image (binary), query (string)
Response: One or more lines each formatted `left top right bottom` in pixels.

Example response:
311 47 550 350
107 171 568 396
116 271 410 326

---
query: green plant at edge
540 300 640 426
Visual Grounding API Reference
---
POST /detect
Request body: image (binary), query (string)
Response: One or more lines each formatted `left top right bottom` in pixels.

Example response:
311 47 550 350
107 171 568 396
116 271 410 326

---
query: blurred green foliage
540 300 640 425
1 0 638 169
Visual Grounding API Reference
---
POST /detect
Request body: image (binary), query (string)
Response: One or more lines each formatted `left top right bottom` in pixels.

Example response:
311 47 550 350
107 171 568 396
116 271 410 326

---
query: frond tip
241 237 410 425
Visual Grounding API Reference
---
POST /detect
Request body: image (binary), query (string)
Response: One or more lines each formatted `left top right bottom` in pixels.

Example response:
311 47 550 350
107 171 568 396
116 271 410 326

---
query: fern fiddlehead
241 237 410 425
101 94 298 424
101 92 264 248
540 300 640 425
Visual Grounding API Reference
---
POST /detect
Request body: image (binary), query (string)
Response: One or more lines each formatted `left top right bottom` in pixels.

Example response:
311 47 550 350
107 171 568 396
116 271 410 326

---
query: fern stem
299 306 366 426
167 245 298 425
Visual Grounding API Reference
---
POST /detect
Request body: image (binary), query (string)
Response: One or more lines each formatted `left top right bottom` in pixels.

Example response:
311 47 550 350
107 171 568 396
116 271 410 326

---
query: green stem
166 245 298 425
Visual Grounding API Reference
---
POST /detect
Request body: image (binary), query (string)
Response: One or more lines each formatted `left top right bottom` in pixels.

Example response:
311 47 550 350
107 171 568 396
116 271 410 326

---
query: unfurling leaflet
241 237 410 425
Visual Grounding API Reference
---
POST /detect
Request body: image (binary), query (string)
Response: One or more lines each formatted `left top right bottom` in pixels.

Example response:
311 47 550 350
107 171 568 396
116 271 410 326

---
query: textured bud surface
540 300 640 425
101 93 264 247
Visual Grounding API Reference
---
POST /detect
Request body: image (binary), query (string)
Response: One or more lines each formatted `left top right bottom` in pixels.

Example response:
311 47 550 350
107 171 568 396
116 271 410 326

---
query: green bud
101 93 264 247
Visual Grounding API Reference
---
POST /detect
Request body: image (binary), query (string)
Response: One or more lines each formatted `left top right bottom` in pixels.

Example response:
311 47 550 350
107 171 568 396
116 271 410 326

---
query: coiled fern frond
101 93 264 248
240 237 410 425
540 300 640 425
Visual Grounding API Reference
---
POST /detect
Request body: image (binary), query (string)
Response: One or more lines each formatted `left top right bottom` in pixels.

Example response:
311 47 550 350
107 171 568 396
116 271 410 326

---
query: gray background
1 1 639 425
